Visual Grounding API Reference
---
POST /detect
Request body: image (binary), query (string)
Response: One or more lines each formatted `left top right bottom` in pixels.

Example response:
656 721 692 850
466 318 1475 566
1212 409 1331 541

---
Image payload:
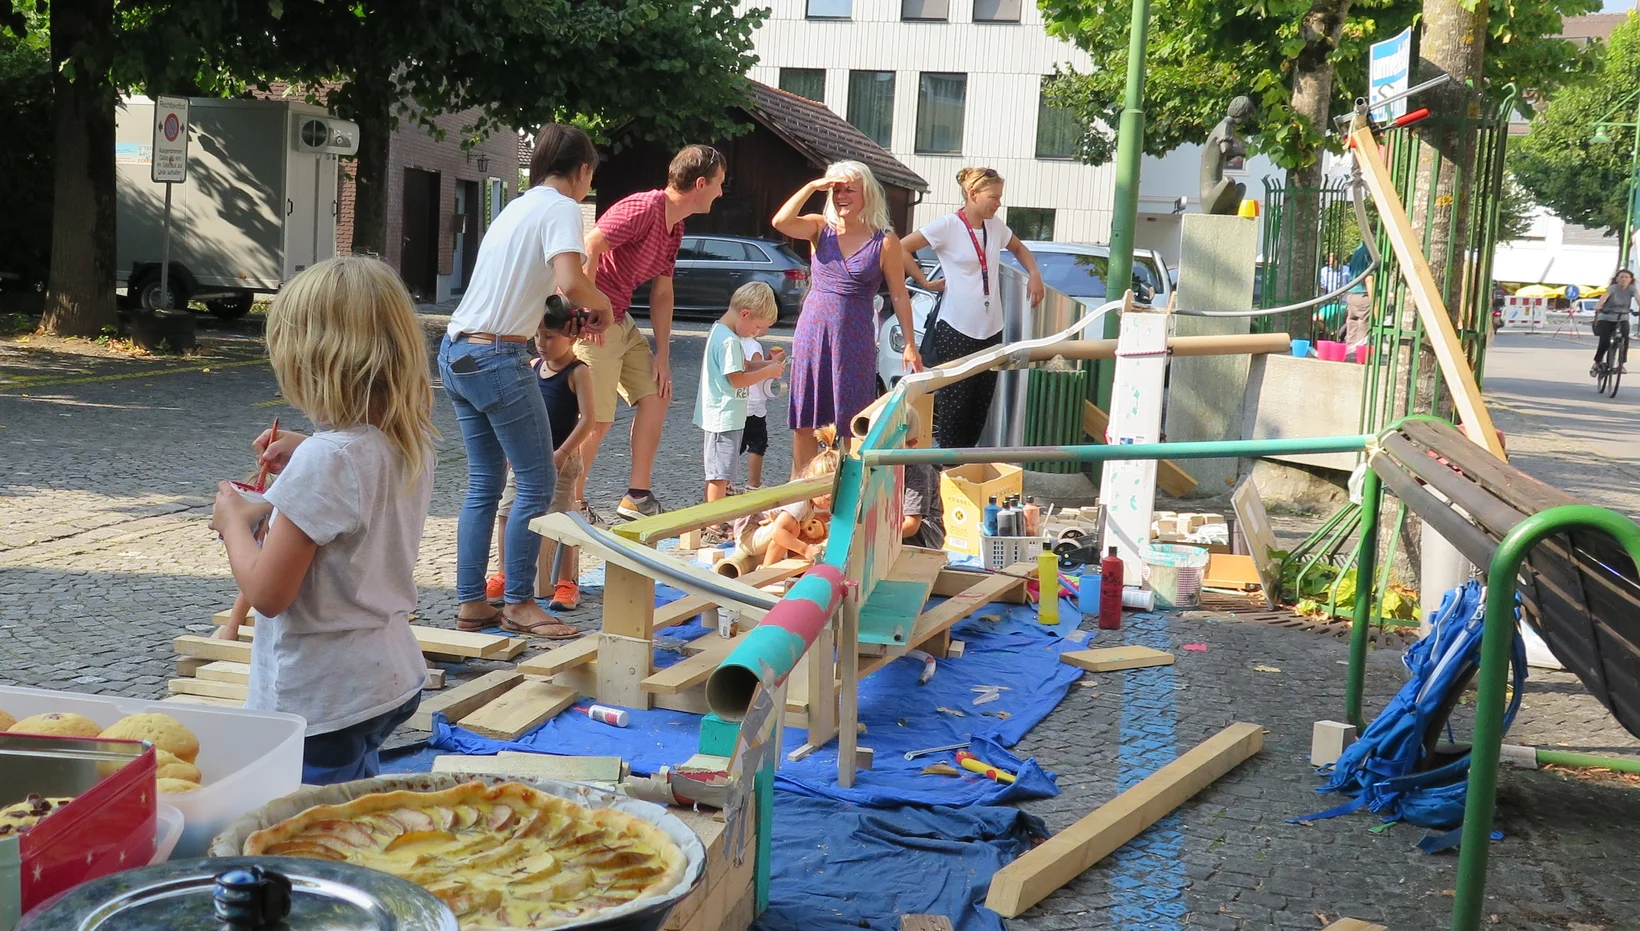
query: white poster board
1098 309 1172 580
152 95 190 184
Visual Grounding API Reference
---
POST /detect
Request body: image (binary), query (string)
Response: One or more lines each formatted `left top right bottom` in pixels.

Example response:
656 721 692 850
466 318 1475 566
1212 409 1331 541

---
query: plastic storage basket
982 535 1052 570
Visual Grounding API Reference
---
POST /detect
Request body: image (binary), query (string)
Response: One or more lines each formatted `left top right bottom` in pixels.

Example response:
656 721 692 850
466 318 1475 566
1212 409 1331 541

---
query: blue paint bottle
1079 571 1101 619
982 495 1000 536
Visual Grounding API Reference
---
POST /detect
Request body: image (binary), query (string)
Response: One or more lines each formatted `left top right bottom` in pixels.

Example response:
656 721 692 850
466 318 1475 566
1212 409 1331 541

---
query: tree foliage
0 12 52 289
1039 0 1599 171
1510 13 1640 235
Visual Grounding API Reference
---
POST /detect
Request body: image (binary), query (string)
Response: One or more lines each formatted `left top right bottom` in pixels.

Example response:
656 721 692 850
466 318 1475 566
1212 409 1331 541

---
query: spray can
1037 542 1060 625
585 705 630 727
1098 546 1124 630
982 496 1000 536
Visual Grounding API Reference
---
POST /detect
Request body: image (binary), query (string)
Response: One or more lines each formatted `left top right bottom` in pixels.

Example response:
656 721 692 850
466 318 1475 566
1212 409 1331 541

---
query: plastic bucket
1290 339 1312 358
1317 340 1345 362
1141 544 1210 609
1353 343 1373 365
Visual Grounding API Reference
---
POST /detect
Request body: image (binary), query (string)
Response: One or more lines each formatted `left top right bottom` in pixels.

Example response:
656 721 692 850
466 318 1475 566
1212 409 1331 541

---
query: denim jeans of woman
438 336 557 604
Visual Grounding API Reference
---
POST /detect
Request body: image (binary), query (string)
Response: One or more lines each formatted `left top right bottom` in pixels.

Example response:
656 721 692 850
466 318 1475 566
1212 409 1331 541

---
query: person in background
731 430 840 567
487 298 598 616
1316 251 1351 335
902 167 1044 450
696 282 786 507
1593 268 1637 376
578 145 727 521
898 407 944 550
773 161 920 474
1342 241 1375 348
211 257 436 785
739 330 775 494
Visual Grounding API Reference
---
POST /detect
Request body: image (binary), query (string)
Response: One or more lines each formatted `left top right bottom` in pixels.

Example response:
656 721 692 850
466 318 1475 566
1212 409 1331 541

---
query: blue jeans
302 694 419 786
438 336 557 604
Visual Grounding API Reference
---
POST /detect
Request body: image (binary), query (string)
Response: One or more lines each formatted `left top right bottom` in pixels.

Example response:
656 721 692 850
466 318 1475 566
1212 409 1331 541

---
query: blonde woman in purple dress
773 161 922 474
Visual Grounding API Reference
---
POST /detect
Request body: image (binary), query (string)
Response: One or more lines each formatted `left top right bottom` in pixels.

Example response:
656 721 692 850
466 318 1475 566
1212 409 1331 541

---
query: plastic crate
982 534 1052 570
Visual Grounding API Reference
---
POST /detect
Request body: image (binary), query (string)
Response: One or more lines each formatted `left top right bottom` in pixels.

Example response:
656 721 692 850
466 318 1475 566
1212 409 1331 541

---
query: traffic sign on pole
152 95 190 184
1369 28 1413 124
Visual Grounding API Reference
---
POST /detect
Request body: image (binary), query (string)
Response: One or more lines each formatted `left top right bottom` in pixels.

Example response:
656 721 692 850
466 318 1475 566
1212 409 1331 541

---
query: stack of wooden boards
163 611 526 708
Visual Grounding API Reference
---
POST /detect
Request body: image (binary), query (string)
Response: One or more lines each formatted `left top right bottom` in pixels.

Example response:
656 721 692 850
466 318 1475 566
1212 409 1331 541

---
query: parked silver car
630 235 810 321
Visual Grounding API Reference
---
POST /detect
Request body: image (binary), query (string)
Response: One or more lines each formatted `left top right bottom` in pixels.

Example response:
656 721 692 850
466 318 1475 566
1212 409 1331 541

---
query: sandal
457 609 503 632
500 615 581 639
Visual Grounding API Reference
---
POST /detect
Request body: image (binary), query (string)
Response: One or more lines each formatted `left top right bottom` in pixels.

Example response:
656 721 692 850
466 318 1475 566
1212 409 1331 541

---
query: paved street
1 315 1637 929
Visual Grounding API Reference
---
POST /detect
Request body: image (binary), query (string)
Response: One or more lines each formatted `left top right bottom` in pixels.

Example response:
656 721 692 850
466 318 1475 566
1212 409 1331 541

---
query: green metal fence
1258 176 1359 344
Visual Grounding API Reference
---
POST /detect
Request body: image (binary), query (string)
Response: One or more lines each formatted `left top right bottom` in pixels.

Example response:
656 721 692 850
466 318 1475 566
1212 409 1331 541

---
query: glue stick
1037 542 1060 625
585 705 629 727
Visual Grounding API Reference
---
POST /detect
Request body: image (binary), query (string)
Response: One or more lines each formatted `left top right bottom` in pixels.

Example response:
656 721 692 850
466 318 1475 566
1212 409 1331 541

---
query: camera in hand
543 293 592 330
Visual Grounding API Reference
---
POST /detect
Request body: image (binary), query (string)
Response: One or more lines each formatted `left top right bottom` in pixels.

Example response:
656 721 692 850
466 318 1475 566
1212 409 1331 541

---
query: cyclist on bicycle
1592 268 1637 377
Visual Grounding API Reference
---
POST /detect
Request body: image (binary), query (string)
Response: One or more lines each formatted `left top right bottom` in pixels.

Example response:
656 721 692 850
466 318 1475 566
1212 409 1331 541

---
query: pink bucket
1317 340 1346 362
1351 344 1373 365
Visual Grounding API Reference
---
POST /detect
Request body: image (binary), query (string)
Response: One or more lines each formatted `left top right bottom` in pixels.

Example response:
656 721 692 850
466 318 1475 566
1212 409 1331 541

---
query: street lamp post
1592 87 1640 272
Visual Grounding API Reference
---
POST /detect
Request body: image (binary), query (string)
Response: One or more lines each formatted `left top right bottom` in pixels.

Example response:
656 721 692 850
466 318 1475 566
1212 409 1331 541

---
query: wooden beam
458 679 579 740
516 636 600 676
174 656 209 677
906 561 1032 649
900 917 956 931
173 635 251 663
1060 646 1175 673
408 670 521 731
210 611 513 659
932 568 1027 603
1349 121 1504 459
159 693 242 708
641 631 747 695
597 633 654 709
167 678 249 701
1084 400 1197 497
985 722 1265 917
195 661 251 685
612 477 832 545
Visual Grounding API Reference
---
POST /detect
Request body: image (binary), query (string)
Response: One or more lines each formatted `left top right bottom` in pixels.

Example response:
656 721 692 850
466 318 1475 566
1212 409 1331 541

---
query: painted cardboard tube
706 565 846 721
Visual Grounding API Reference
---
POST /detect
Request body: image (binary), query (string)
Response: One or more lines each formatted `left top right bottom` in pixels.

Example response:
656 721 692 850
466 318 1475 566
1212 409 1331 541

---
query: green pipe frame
861 434 1373 468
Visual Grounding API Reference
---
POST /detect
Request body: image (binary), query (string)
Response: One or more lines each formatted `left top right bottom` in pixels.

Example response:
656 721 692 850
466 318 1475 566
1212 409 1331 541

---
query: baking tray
209 773 708 931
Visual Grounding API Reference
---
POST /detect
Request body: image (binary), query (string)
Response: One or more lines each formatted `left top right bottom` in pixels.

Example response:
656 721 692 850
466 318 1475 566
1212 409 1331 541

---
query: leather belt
458 332 529 345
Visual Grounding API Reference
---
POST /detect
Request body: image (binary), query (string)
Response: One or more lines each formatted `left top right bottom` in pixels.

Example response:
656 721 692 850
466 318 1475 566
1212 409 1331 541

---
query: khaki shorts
574 316 658 423
499 449 583 518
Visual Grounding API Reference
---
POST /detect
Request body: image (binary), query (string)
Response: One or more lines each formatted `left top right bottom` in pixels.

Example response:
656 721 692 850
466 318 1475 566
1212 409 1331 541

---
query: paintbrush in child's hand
253 418 279 492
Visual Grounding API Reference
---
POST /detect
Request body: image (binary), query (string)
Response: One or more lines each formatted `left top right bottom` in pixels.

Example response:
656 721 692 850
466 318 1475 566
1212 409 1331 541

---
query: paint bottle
997 504 1018 537
1099 546 1124 630
1079 571 1101 619
1037 542 1060 625
1023 496 1043 536
585 705 630 727
982 496 1000 536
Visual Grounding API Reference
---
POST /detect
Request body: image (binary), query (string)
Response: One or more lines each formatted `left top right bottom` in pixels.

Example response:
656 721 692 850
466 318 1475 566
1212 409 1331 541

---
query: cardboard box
940 463 1024 557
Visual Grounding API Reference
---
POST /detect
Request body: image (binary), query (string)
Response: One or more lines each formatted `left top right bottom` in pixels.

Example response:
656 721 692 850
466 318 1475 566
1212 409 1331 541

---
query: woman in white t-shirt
902 167 1044 449
437 124 612 639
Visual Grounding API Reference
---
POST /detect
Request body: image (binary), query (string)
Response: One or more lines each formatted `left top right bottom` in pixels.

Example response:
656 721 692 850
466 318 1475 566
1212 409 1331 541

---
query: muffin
157 760 203 784
0 709 14 731
156 778 200 794
100 713 200 764
9 712 101 739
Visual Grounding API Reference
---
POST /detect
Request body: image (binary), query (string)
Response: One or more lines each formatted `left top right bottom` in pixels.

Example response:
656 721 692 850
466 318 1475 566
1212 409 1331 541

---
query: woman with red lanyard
902 167 1044 449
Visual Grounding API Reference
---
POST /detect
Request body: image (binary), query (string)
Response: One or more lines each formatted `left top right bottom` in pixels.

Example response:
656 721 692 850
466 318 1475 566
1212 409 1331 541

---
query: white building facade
742 0 1280 266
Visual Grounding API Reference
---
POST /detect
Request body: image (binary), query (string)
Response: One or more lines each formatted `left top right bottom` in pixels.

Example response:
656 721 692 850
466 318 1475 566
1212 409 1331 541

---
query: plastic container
1098 547 1124 629
150 804 185 865
1352 343 1373 365
1140 544 1211 609
1036 543 1060 625
1290 339 1312 358
1122 587 1156 611
0 685 306 859
982 534 1051 570
1317 340 1346 362
1078 571 1101 618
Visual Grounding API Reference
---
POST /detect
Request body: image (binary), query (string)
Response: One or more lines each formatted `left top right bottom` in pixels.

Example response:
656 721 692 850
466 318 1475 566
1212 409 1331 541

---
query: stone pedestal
1164 214 1259 496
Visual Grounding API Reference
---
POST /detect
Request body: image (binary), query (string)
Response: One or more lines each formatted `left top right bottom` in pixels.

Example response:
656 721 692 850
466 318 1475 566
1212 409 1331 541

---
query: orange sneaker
549 581 580 611
485 572 505 603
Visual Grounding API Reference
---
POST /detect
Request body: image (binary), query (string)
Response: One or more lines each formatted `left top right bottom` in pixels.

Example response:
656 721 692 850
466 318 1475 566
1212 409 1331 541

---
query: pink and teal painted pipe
706 564 846 722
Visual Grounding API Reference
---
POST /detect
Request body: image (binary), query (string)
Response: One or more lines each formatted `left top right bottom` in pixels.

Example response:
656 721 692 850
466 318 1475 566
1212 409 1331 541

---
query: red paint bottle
1098 546 1124 630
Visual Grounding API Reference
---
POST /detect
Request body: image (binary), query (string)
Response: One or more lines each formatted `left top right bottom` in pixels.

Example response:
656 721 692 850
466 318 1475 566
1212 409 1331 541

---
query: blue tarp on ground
422 596 1083 808
753 795 1047 931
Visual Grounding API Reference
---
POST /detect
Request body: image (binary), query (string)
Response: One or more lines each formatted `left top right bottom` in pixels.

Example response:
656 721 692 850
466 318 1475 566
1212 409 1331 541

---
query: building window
780 68 827 102
973 0 1021 22
806 0 851 18
902 0 949 19
847 71 896 149
1008 207 1055 241
1035 79 1081 160
915 72 967 155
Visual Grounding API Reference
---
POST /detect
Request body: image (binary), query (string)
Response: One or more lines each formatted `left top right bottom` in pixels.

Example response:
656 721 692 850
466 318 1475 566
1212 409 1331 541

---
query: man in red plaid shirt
576 145 726 521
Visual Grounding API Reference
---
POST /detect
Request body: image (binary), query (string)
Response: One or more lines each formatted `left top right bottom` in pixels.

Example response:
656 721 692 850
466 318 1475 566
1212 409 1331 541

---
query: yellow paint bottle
1038 543 1059 625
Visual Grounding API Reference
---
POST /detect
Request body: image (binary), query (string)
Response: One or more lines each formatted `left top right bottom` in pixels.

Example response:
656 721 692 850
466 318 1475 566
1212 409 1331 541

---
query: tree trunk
1275 0 1351 329
347 68 394 258
41 0 118 338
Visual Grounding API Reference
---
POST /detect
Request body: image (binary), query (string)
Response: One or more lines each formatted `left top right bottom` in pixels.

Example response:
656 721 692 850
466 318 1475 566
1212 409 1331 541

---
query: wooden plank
458 679 579 740
195 661 250 685
985 722 1264 917
907 562 1032 648
1230 480 1281 609
598 633 654 709
210 609 512 659
212 608 253 628
160 693 242 708
1204 553 1261 590
1322 921 1388 931
517 637 600 676
787 622 838 763
858 545 949 647
837 586 862 789
603 563 655 640
175 656 209 677
1060 646 1175 673
1084 400 1197 497
173 635 252 663
408 669 522 731
933 568 1027 604
900 918 956 931
613 477 832 545
167 678 249 701
642 632 747 695
652 560 809 631
431 753 623 783
1349 121 1503 459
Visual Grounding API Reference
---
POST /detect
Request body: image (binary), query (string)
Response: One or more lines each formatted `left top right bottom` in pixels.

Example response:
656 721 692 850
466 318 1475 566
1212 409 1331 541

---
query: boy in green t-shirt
695 282 786 506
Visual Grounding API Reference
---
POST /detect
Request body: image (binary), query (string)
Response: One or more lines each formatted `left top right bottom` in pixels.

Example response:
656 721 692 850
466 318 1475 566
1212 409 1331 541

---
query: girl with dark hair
438 123 611 639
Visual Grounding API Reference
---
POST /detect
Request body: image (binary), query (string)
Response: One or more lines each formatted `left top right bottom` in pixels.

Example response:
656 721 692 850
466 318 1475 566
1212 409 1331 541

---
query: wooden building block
901 918 956 931
195 661 251 685
1204 553 1262 591
424 668 446 690
406 625 517 659
517 637 599 676
167 678 249 701
408 669 521 731
175 657 209 677
173 635 252 663
458 679 579 740
1311 720 1358 767
931 568 1028 604
1060 646 1175 673
160 693 242 708
642 631 746 695
597 633 654 709
985 723 1263 917
1323 921 1388 931
614 477 832 545
431 753 623 783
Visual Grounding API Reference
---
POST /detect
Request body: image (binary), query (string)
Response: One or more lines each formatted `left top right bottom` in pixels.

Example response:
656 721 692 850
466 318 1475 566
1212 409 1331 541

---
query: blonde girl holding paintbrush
209 256 437 785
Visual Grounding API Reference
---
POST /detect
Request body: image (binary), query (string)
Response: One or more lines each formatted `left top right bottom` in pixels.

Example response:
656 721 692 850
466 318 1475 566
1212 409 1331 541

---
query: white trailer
115 96 359 318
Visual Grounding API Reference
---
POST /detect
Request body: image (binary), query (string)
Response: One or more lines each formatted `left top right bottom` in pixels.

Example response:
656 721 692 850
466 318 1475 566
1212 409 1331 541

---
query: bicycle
1593 318 1629 398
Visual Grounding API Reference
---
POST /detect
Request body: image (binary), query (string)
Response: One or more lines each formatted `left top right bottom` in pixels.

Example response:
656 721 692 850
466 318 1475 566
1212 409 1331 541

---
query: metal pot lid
17 856 459 931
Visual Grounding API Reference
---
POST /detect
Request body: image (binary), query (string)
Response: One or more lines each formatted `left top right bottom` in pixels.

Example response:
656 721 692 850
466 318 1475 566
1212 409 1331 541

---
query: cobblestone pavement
1 315 1637 929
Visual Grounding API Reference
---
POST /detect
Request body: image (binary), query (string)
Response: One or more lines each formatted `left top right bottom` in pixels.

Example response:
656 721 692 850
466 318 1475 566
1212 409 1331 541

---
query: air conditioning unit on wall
294 116 361 156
